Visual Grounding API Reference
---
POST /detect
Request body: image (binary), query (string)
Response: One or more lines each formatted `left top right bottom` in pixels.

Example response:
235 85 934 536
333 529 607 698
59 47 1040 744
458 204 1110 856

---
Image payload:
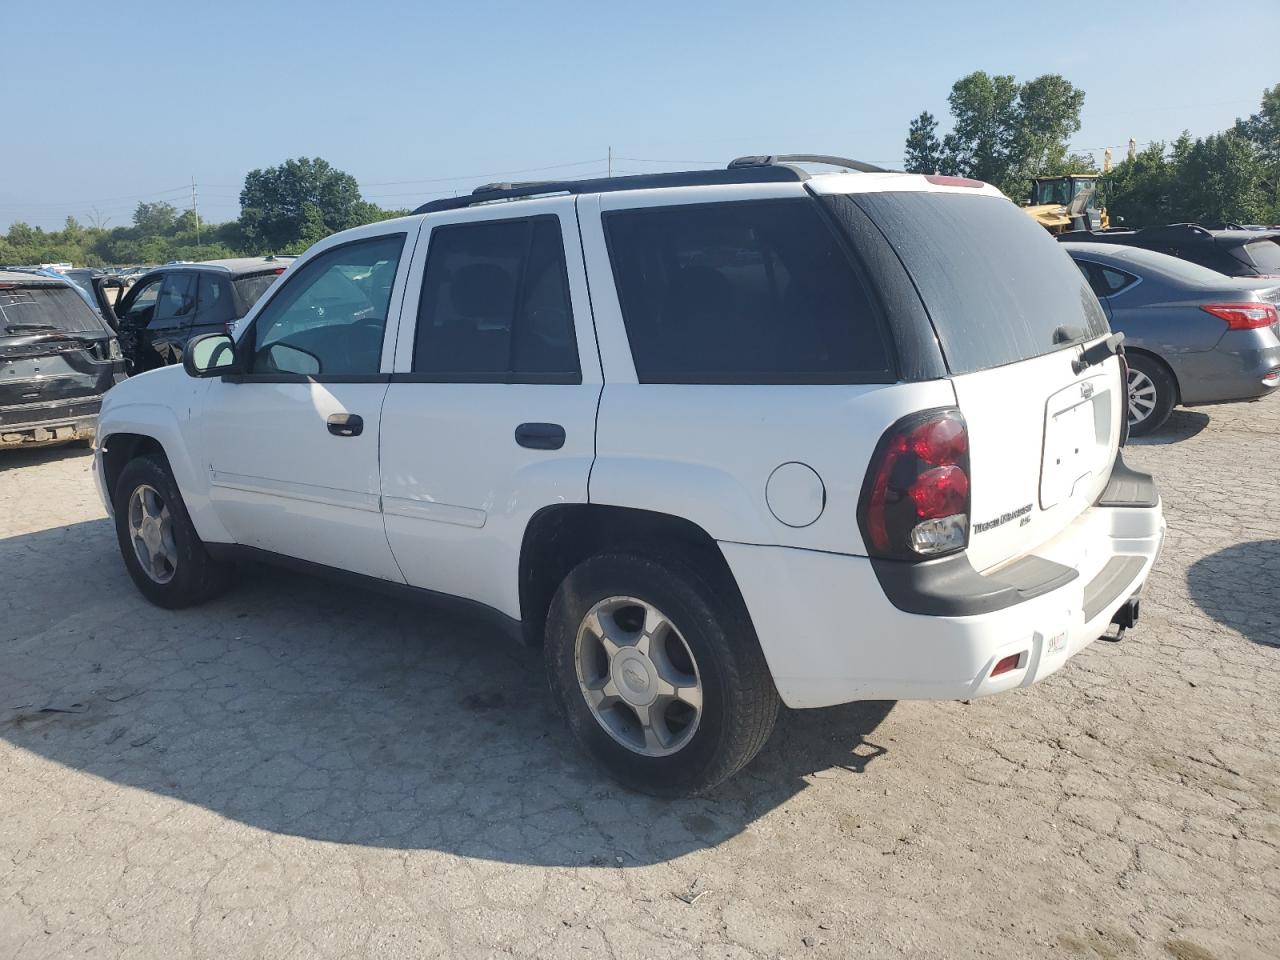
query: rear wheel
544 551 779 796
1125 354 1176 437
113 454 232 608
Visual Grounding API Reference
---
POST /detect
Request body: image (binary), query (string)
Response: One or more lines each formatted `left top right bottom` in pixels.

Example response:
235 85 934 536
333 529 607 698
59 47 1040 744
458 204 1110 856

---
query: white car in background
94 155 1165 795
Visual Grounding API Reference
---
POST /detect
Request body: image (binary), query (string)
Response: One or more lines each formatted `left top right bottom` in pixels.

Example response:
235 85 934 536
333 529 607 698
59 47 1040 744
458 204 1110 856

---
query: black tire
544 550 779 797
113 454 232 608
1126 353 1176 437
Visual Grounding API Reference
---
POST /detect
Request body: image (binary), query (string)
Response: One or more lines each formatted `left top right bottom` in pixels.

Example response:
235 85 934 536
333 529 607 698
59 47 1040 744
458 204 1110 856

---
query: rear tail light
859 409 970 560
273 267 287 275
1201 303 1278 330
924 174 985 188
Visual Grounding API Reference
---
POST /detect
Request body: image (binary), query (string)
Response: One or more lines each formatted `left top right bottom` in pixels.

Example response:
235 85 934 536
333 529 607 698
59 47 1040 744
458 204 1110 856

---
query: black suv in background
1 271 127 449
1059 224 1280 278
113 257 293 371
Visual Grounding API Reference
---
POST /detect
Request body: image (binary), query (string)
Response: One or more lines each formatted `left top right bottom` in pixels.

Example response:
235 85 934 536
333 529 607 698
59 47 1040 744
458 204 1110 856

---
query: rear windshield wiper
5 323 59 333
1072 332 1125 374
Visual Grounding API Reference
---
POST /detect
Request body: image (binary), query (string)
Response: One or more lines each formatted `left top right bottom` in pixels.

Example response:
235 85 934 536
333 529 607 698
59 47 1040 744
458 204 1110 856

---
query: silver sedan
1065 242 1280 435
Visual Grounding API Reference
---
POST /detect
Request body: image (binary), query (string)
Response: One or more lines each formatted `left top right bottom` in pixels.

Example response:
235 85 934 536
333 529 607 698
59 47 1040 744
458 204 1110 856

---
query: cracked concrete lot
1 397 1278 960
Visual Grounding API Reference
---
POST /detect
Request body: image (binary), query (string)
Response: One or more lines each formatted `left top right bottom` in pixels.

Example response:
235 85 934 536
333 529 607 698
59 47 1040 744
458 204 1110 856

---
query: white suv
95 155 1165 795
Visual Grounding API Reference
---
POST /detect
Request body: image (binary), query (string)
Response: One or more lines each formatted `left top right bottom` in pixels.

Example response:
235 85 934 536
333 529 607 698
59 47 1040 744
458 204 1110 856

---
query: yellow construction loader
1025 174 1110 233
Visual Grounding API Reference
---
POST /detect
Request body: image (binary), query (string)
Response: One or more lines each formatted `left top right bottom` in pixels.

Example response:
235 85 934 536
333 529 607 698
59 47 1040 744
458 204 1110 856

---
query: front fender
97 372 231 544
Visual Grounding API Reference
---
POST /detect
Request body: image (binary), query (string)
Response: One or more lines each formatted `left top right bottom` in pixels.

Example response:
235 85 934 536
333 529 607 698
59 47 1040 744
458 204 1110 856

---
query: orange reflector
991 653 1023 677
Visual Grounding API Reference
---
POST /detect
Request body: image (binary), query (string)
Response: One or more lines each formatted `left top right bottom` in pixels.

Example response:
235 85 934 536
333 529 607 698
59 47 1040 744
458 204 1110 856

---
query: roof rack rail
728 154 891 174
411 165 806 215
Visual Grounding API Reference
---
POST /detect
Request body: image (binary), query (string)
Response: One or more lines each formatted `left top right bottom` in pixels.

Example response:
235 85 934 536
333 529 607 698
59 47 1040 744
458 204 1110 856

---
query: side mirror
184 333 237 378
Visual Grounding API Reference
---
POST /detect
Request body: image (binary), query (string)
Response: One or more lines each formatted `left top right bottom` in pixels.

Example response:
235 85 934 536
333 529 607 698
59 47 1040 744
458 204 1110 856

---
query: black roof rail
728 153 891 174
411 165 807 215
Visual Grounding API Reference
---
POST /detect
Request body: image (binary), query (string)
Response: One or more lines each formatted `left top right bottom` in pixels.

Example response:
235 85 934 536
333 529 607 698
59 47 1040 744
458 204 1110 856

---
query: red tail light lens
860 409 971 560
273 267 286 275
924 174 985 188
1201 303 1278 330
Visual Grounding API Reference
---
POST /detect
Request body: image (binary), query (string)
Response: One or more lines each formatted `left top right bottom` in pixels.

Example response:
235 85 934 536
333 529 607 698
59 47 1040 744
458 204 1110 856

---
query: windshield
0 283 105 336
832 191 1108 374
1236 239 1280 274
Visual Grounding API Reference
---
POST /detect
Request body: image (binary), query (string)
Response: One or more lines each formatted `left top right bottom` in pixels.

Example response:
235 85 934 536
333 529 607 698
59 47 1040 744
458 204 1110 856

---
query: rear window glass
836 192 1108 374
603 199 891 383
1238 239 1280 273
0 283 104 335
233 271 281 312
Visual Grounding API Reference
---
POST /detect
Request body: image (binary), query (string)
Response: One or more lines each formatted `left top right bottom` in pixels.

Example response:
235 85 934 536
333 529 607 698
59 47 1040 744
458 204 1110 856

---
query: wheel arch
517 503 750 648
1125 347 1182 406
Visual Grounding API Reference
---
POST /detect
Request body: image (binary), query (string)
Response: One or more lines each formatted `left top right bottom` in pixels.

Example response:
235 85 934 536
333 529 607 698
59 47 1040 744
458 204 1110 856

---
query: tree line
905 75 1280 227
0 157 408 268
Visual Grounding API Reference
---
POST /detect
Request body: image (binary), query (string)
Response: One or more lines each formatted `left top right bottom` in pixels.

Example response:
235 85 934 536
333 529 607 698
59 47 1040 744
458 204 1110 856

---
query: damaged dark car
0 271 127 449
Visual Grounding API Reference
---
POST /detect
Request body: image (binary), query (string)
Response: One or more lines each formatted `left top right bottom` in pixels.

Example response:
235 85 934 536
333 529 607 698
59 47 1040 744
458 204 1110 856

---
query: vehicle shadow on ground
1187 539 1280 648
1129 410 1210 446
0 442 94 471
0 518 895 866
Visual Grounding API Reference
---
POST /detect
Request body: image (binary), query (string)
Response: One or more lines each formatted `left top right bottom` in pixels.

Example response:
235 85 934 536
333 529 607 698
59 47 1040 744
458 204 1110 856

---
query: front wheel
113 454 232 608
1126 354 1176 437
544 551 779 796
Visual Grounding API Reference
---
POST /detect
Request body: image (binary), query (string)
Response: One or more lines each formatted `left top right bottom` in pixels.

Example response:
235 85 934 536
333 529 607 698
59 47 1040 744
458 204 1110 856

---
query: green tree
239 157 365 252
1106 142 1177 227
1175 131 1268 224
908 71 1086 198
1234 84 1280 219
903 111 945 173
132 201 179 235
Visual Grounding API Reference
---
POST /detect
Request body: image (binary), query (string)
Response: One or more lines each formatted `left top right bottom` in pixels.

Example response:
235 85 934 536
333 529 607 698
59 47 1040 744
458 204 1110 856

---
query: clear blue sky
3 0 1276 231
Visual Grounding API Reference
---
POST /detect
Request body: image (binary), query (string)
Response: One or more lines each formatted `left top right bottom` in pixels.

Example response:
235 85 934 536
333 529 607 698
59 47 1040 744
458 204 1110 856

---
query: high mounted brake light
1201 303 1278 330
859 409 971 560
924 174 984 188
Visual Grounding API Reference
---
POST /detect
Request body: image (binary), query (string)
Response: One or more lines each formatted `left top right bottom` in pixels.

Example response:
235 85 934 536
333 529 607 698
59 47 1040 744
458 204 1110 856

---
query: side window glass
121 277 162 323
250 233 404 377
197 274 236 328
152 272 197 326
1100 267 1137 295
413 216 580 381
1075 261 1108 298
604 199 890 383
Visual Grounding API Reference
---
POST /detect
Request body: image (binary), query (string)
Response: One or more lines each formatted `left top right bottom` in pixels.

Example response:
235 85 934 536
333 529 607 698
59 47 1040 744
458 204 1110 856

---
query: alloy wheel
574 596 703 757
127 483 178 584
1127 367 1158 426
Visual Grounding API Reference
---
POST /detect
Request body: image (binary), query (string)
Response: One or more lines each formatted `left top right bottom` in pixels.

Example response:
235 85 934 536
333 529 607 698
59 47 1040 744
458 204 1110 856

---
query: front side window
604 199 891 383
152 272 197 327
197 274 236 328
413 216 580 381
121 277 162 324
250 233 404 376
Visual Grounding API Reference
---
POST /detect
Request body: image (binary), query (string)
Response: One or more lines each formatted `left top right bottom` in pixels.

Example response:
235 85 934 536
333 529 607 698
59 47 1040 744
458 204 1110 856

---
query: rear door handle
327 413 363 437
515 422 565 450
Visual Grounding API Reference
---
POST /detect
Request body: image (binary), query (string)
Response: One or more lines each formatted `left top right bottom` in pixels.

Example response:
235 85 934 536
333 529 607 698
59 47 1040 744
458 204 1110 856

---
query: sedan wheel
1127 367 1159 427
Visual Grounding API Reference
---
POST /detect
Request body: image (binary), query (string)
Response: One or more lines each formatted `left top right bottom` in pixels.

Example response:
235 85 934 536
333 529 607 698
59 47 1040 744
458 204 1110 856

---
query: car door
197 228 414 581
149 271 198 365
380 198 602 619
114 275 163 369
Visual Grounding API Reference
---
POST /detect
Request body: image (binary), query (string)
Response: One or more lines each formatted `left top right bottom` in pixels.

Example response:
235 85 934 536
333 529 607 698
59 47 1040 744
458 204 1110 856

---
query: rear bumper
0 396 101 448
722 478 1165 709
1177 331 1280 405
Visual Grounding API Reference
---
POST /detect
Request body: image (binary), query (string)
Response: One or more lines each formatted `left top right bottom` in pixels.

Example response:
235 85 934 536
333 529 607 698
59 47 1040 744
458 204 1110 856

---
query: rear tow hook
1101 597 1140 642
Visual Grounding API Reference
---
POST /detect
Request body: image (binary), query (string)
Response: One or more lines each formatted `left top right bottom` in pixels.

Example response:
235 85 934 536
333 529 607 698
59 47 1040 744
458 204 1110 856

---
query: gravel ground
1 398 1278 960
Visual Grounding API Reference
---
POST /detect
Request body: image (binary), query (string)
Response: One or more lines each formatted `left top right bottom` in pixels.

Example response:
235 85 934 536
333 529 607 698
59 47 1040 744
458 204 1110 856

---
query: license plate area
1040 378 1107 509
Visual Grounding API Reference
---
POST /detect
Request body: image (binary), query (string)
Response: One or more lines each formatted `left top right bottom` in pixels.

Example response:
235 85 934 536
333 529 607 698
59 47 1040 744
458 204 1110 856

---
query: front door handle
515 422 565 450
327 413 363 437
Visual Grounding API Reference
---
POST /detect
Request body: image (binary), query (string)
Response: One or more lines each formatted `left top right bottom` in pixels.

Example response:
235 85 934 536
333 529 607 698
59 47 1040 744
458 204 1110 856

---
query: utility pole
607 146 612 178
191 176 201 252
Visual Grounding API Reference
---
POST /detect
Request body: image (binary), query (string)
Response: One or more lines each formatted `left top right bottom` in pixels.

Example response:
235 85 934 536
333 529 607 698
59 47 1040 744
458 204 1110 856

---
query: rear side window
603 199 891 384
835 192 1108 374
1237 240 1280 273
413 216 580 382
233 271 282 313
1074 260 1138 297
0 283 104 335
